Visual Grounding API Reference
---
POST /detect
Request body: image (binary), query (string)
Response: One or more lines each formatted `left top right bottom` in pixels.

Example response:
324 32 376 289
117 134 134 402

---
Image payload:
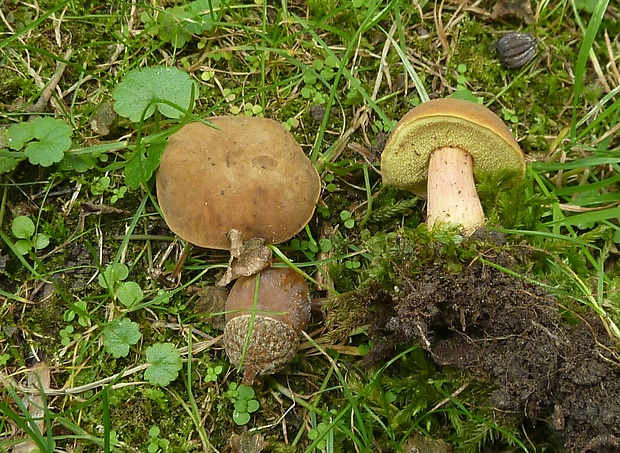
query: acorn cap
381 98 526 194
156 117 321 249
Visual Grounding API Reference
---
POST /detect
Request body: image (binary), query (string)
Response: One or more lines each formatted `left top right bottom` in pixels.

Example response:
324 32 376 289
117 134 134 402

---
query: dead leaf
230 432 267 453
491 0 535 24
217 230 272 287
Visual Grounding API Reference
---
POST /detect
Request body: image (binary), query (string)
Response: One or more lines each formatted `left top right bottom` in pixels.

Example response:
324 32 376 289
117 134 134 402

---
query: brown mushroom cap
381 98 526 194
156 117 321 249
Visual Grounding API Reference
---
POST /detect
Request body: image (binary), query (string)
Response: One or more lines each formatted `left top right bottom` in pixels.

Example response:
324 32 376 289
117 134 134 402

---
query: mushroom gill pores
223 267 311 383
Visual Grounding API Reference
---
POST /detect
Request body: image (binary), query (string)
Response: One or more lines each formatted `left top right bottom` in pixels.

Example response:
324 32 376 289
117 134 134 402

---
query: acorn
495 32 537 69
223 267 311 383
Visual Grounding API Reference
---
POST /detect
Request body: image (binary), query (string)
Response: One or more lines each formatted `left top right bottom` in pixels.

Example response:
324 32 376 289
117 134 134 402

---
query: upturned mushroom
380 98 525 235
156 117 321 283
223 266 311 383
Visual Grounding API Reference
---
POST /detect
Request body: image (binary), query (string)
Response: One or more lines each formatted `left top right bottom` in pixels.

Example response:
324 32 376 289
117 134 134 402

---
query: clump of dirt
364 255 620 452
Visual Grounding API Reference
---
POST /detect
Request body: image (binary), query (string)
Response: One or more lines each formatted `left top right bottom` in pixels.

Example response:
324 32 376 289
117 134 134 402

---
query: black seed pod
495 32 537 69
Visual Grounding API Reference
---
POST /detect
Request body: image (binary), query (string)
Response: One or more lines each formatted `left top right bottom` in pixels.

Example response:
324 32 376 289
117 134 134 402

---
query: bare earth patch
364 254 620 452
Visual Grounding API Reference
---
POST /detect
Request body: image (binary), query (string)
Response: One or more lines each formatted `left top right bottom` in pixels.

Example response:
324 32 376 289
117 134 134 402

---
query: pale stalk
427 147 485 235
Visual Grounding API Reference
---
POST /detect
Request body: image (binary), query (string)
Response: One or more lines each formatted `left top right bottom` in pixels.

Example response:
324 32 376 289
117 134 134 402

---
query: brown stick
26 49 72 115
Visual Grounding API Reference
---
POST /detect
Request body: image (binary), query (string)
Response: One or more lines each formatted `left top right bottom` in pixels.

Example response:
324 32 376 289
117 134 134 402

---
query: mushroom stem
427 147 485 235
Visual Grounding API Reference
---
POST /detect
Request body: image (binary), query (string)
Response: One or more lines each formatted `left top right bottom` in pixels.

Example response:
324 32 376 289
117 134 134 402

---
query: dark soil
363 255 620 452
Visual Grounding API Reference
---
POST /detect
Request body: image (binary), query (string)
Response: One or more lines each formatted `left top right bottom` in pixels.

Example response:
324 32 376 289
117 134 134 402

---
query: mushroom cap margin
381 98 526 194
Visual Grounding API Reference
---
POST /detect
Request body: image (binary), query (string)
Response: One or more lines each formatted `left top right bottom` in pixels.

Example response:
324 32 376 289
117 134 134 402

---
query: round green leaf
113 67 196 122
117 281 144 307
232 410 250 426
234 399 248 412
237 384 255 400
12 216 35 239
103 318 142 358
14 239 31 255
34 233 50 251
246 399 260 413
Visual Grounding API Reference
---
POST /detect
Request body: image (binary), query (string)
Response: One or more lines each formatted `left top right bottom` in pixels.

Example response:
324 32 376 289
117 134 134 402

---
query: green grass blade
570 0 610 141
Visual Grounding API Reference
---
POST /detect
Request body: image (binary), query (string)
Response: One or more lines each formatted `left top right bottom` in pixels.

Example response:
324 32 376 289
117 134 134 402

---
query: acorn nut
495 32 537 69
223 267 311 383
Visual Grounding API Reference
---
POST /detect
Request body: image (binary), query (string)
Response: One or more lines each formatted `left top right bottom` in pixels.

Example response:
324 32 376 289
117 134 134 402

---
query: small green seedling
205 364 223 382
324 173 337 193
64 300 90 327
226 383 260 425
201 70 215 81
371 119 393 134
308 420 332 451
11 216 50 255
1 117 72 173
144 343 182 386
147 426 170 453
60 325 76 347
91 176 128 203
344 258 361 270
300 56 339 105
502 107 519 124
102 318 142 358
98 263 144 308
0 353 11 366
290 235 331 261
243 103 263 117
202 44 232 62
340 210 355 229
141 0 222 48
283 117 299 131
450 63 484 104
455 63 469 91
357 339 374 356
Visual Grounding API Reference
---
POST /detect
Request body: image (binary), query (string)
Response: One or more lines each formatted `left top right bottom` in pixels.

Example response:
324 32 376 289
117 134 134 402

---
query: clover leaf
7 117 72 167
113 67 196 122
103 318 142 358
144 343 182 386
